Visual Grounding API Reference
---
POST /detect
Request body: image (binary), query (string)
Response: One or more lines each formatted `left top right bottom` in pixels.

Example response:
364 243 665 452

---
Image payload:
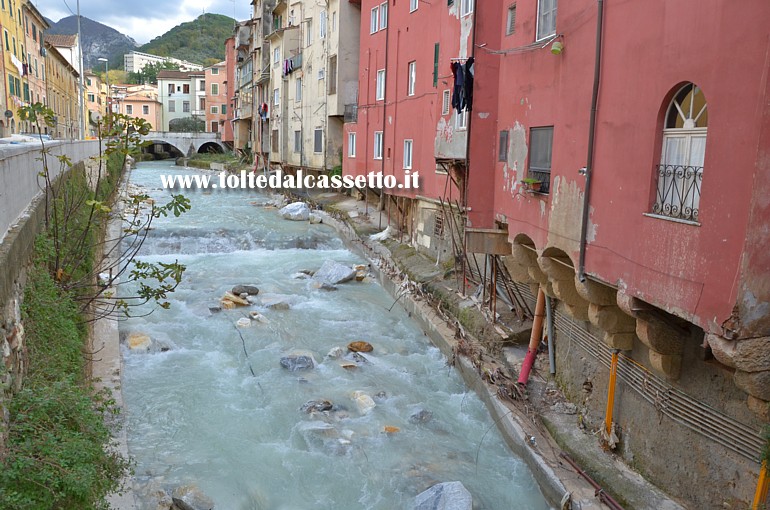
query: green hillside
139 13 235 66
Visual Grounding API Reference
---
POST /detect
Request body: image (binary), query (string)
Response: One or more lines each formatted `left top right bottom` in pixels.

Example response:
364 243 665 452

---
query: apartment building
1 0 27 134
222 36 236 145
267 0 360 173
124 50 203 73
342 0 472 258
205 61 227 134
21 1 48 116
43 41 78 139
157 69 205 131
119 86 161 130
231 20 255 155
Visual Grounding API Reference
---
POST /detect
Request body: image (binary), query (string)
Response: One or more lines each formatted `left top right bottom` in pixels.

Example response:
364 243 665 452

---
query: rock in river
280 351 317 371
414 481 472 510
170 484 215 510
348 341 373 353
232 285 260 296
279 202 311 221
312 260 357 285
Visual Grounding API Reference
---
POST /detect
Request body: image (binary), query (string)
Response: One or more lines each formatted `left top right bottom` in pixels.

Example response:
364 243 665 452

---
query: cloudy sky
31 0 250 44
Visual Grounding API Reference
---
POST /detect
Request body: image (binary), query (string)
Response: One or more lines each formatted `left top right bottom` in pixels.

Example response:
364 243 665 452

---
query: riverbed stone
352 391 376 415
301 400 333 413
414 481 472 510
279 202 311 221
280 351 317 371
313 260 357 285
409 409 433 424
348 341 373 353
128 333 152 351
232 285 260 296
170 485 214 510
221 292 249 307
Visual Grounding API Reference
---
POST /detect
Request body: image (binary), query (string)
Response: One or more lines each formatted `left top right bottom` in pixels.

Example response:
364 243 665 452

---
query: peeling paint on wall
546 174 586 254
478 112 489 119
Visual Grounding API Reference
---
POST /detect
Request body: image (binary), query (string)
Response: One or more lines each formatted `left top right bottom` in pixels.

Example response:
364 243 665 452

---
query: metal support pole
753 460 769 510
546 295 556 375
518 288 546 385
604 350 619 436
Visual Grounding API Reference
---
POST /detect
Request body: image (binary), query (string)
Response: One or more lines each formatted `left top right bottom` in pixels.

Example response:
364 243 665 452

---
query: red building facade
222 36 236 145
346 0 770 507
343 0 476 258
466 0 770 506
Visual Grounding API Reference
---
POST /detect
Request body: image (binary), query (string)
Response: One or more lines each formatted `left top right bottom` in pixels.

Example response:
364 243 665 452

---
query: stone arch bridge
143 131 228 156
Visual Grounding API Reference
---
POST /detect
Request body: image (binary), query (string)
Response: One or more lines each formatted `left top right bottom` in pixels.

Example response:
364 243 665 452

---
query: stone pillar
708 333 770 420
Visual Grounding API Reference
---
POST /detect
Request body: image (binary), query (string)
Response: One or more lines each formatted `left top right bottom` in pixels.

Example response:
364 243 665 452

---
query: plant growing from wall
18 103 191 319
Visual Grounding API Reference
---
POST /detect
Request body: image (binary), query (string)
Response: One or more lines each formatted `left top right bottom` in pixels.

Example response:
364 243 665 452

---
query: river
119 160 549 509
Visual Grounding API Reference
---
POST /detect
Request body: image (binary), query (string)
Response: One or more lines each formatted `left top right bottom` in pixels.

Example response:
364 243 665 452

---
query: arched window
652 83 707 222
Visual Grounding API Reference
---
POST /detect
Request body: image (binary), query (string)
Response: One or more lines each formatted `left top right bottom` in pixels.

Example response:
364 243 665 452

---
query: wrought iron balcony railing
526 168 551 194
652 164 703 222
344 104 358 123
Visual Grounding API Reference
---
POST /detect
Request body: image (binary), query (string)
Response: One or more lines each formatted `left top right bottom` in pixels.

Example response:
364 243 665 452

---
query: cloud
31 0 249 44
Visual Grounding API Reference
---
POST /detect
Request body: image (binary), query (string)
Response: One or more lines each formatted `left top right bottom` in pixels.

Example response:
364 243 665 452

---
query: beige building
21 2 49 117
84 71 107 135
43 41 79 139
267 0 360 173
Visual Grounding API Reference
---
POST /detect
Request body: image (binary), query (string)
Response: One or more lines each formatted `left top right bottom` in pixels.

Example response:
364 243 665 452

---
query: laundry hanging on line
451 57 475 115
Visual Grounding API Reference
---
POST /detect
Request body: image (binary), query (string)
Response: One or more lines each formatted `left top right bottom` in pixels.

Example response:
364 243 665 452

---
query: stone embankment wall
0 140 101 447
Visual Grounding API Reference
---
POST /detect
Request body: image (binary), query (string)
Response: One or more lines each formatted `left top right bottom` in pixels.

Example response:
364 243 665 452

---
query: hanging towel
451 62 465 113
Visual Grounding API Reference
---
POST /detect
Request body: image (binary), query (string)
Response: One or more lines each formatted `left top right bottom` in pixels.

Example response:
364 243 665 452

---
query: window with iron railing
527 126 553 193
652 82 707 223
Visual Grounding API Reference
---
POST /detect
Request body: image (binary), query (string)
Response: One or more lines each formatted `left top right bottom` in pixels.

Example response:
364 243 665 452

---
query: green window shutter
433 43 439 87
23 83 29 101
8 75 13 96
221 104 227 114
448 0 454 5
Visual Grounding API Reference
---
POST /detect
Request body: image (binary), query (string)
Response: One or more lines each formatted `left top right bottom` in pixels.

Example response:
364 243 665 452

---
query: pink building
118 86 162 131
222 36 236 145
205 61 227 134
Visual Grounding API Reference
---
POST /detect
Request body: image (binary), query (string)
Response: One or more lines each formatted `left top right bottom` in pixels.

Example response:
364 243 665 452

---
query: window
221 104 227 115
200 80 205 91
211 83 219 95
210 106 218 114
314 128 323 153
183 101 190 113
126 104 133 114
374 131 383 159
461 0 474 16
306 20 312 46
183 84 190 94
403 139 413 169
295 77 302 102
652 83 707 222
407 61 416 96
320 10 326 39
379 2 388 30
410 0 418 12
348 132 356 157
86 78 92 86
211 121 218 132
499 130 509 161
168 83 174 95
328 55 337 95
139 105 148 115
3 30 7 52
200 97 206 109
507 4 516 35
376 69 385 100
528 126 553 193
294 130 301 152
211 68 219 75
456 109 467 129
437 91 449 116
88 93 95 102
169 100 176 112
273 47 280 64
332 11 336 32
274 88 279 106
370 6 379 34
272 129 279 153
536 0 557 40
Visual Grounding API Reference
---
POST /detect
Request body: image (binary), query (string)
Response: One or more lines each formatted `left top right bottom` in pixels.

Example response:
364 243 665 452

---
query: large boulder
127 333 152 351
232 285 260 296
414 481 472 510
170 485 214 510
313 260 357 285
279 202 311 221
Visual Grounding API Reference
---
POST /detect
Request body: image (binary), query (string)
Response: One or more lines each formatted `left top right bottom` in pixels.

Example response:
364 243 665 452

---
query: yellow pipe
604 350 619 436
753 460 768 510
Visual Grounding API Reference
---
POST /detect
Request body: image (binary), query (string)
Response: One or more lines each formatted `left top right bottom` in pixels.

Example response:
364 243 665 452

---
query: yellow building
0 0 28 135
22 0 49 125
44 40 78 139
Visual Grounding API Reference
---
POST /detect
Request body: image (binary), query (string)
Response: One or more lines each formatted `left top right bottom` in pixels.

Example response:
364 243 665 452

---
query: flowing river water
120 161 549 509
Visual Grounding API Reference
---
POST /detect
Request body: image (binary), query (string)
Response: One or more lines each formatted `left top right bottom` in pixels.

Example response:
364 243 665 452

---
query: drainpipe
517 288 546 385
577 0 605 282
546 295 556 375
378 19 390 229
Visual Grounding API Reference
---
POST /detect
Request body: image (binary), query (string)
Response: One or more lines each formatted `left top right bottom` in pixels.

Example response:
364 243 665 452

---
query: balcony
344 104 358 123
290 53 302 69
191 110 205 116
651 164 703 223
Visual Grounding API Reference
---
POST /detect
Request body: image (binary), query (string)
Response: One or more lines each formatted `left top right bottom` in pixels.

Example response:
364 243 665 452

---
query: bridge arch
143 131 228 156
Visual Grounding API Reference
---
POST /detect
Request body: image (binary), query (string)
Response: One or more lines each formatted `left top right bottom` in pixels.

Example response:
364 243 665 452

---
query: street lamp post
97 57 109 120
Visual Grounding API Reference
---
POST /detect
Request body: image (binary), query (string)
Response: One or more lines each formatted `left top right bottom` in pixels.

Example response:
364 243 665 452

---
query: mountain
139 13 235 66
47 15 138 71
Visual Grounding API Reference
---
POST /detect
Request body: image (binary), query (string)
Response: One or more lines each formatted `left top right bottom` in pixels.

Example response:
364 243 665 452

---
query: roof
44 33 78 48
157 70 194 80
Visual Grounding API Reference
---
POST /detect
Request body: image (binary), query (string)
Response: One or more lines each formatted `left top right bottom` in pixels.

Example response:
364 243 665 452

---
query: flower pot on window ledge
520 178 542 192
